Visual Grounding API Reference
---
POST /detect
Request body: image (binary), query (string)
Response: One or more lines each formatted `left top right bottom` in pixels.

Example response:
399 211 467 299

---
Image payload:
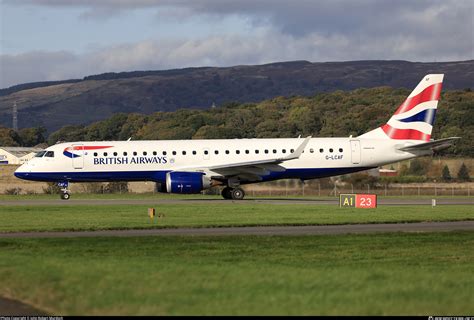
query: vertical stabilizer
359 74 444 141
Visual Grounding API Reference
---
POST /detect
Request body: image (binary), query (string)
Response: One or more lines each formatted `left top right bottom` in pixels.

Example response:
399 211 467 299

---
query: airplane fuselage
15 137 424 184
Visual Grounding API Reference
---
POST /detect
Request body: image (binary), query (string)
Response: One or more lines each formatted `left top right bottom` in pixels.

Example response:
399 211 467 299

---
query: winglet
281 136 312 161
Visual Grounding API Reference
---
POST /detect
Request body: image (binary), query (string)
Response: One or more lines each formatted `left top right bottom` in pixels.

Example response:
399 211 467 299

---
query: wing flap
207 136 311 171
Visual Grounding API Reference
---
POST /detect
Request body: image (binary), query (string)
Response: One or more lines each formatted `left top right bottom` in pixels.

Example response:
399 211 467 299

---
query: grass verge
1 232 473 315
0 204 473 232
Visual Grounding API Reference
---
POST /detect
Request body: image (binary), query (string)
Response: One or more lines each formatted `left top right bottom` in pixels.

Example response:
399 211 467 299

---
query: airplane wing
182 136 311 182
397 137 460 152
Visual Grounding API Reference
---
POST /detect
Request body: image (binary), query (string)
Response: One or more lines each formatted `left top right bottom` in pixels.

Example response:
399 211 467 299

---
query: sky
0 0 473 88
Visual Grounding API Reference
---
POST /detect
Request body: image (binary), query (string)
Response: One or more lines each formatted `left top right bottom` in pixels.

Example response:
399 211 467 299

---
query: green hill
1 60 473 133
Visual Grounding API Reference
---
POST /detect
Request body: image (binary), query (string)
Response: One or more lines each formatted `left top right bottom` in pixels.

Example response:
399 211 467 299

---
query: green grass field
1 232 473 315
0 203 473 232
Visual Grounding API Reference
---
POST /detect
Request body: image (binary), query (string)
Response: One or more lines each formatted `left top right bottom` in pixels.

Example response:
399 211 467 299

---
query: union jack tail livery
359 74 443 141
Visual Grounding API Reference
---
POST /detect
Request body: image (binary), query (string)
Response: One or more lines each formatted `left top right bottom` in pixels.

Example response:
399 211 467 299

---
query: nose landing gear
60 192 70 200
57 181 71 200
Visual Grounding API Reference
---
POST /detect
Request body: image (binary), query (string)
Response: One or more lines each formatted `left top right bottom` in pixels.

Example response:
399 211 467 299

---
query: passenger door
72 144 84 169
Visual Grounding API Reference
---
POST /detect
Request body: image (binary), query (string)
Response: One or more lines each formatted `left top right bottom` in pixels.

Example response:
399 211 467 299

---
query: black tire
61 192 70 200
221 187 233 200
231 188 245 200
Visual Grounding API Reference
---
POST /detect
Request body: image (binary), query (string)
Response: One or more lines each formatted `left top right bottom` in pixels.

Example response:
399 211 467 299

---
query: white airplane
15 74 459 200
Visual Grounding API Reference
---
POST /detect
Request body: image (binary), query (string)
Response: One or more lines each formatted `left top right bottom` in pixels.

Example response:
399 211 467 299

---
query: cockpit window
45 151 54 157
35 151 46 157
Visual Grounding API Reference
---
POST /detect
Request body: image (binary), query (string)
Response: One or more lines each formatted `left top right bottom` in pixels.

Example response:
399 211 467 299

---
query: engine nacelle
164 171 211 194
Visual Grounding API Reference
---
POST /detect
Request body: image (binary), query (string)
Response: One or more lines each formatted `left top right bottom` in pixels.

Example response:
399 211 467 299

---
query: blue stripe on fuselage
14 167 375 184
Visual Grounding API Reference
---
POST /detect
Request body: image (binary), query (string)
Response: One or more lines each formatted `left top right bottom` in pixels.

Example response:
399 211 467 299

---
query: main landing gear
57 181 71 200
221 187 245 200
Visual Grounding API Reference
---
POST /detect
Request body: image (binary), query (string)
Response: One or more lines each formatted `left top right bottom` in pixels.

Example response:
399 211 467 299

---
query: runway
0 296 47 316
1 221 473 238
0 196 472 206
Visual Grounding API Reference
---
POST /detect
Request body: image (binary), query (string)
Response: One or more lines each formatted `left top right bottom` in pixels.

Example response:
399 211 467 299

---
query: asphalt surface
0 196 473 206
0 221 472 238
0 296 47 316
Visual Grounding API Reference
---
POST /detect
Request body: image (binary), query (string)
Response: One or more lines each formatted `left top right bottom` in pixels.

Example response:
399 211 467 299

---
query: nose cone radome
14 164 30 180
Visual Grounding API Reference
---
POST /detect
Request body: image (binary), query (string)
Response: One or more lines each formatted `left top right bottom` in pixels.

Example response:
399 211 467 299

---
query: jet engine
159 171 211 194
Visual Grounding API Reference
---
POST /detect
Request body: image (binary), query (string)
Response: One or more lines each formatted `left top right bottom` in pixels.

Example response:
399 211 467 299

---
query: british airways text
93 156 168 165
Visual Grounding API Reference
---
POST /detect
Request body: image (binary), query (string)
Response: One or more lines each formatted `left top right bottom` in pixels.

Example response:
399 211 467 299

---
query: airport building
0 147 42 165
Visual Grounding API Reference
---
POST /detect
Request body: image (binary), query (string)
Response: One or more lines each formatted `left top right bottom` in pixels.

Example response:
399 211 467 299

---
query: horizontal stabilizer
397 137 460 152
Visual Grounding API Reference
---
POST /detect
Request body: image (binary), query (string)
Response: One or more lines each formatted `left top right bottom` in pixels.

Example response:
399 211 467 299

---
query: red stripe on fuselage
381 124 431 141
70 146 113 151
394 83 442 115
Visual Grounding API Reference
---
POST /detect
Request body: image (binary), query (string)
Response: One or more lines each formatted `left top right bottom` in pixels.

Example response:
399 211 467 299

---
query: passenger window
245 150 249 154
273 149 277 154
133 152 137 156
290 149 295 153
94 152 98 157
255 150 259 154
45 151 54 157
163 151 167 156
215 150 219 155
264 149 269 154
310 148 314 153
319 148 324 153
153 151 157 156
329 148 334 153
182 151 186 155
123 152 128 156
339 148 343 152
104 152 108 156
282 149 286 153
113 152 118 156
172 151 177 155
204 150 209 155
225 150 229 154
192 151 197 155
236 150 240 154
143 151 147 156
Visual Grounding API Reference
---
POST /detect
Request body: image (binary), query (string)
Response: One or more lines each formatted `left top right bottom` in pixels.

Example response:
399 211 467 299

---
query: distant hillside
0 60 473 132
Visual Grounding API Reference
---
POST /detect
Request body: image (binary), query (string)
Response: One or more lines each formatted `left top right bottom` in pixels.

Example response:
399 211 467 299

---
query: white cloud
1 0 473 87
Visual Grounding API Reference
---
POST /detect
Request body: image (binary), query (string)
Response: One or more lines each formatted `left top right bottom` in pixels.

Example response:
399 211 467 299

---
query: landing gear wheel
221 187 233 200
61 192 70 200
231 188 245 200
58 181 71 200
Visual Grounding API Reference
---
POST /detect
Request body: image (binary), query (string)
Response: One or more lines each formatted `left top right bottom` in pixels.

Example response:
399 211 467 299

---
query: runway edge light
148 207 155 222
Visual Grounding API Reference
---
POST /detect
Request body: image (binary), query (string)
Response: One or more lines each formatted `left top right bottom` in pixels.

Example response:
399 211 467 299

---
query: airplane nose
14 164 30 180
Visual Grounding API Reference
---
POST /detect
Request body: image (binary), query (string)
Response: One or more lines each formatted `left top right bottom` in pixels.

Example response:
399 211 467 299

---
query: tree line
1 87 472 156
